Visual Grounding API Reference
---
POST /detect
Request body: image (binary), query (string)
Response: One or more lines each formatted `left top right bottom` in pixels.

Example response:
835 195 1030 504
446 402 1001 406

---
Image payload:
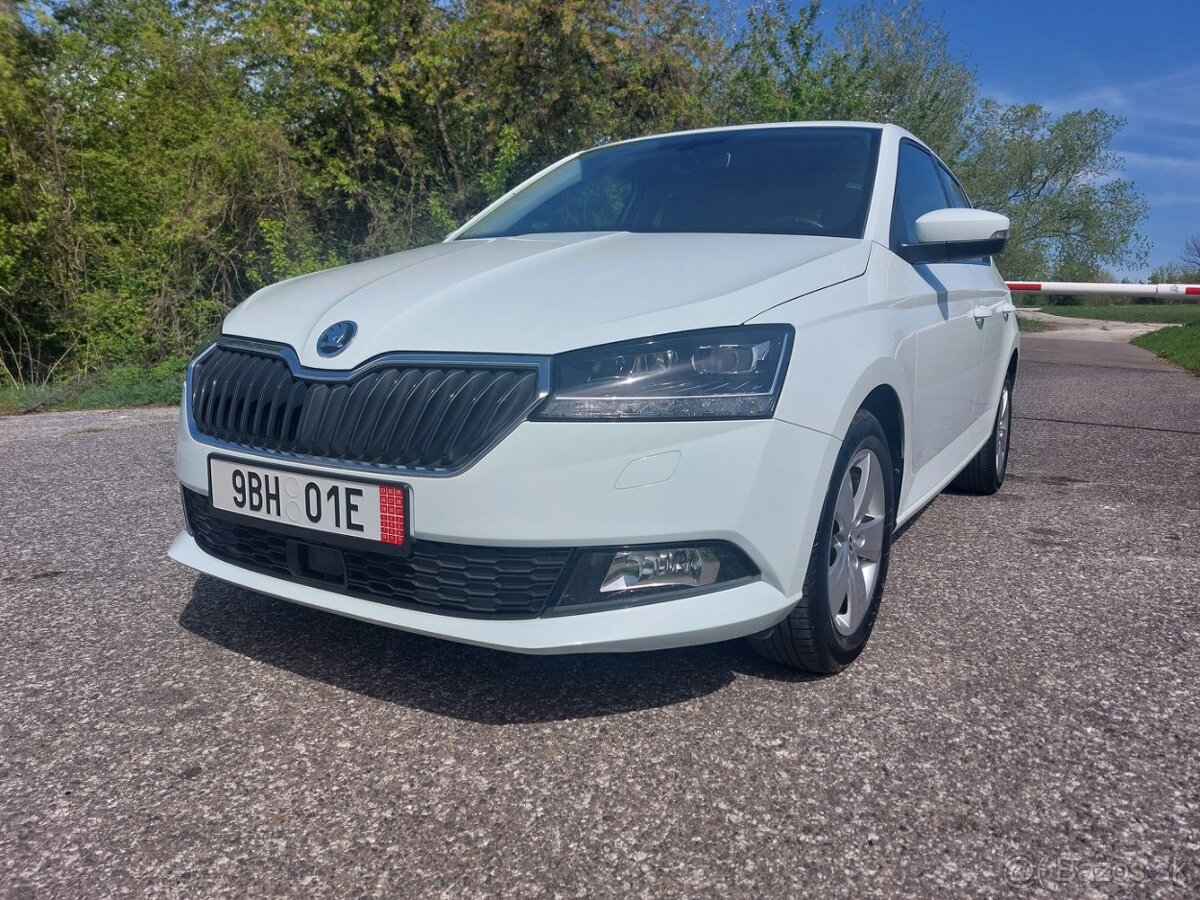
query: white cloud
1044 64 1200 113
1146 192 1200 207
1120 149 1200 177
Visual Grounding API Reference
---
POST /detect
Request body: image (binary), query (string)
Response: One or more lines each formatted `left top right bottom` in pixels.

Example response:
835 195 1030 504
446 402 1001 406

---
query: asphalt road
2 335 1198 898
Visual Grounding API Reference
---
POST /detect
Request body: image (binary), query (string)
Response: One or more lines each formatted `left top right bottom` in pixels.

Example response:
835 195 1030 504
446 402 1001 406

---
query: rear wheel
750 411 896 673
951 376 1013 495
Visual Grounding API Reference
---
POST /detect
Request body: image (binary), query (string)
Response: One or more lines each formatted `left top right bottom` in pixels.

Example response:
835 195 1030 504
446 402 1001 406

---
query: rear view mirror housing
898 208 1010 264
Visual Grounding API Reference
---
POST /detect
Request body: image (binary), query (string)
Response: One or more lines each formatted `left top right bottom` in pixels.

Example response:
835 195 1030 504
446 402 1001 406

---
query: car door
935 161 1013 423
891 141 988 488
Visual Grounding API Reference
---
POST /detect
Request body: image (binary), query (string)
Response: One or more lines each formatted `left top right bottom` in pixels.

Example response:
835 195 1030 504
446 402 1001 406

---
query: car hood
223 232 870 367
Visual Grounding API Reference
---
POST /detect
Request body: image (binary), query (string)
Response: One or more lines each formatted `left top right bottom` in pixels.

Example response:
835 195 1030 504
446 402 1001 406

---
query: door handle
996 300 1016 314
973 305 995 320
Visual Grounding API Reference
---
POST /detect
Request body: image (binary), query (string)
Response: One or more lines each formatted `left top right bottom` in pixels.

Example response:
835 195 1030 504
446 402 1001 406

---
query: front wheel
749 411 896 673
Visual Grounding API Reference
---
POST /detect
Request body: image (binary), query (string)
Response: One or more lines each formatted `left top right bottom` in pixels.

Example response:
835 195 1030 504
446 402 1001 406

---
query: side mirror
898 208 1010 264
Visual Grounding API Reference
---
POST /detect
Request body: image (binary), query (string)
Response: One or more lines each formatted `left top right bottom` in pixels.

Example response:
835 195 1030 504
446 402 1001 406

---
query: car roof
592 121 917 152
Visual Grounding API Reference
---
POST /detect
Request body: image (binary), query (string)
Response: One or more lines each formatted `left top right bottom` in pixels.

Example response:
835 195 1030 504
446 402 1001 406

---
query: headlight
534 325 793 420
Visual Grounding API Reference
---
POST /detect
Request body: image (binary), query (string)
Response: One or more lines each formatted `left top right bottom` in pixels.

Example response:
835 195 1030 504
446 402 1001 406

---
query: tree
715 0 975 158
1148 262 1198 286
714 1 873 125
1149 235 1200 288
955 101 1149 282
1182 233 1200 274
0 0 1163 380
0 1 75 383
419 0 721 211
242 0 721 251
836 0 975 159
1 0 322 376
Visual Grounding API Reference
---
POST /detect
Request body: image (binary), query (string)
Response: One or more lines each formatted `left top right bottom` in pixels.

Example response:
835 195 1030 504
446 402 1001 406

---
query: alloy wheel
828 448 886 636
994 386 1012 476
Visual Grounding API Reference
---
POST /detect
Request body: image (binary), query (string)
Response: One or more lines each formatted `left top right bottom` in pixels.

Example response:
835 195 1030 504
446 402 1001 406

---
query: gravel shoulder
1016 308 1182 342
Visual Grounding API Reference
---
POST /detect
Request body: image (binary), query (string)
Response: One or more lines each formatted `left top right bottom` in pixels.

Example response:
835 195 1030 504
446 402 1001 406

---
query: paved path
1020 332 1184 371
1 340 1198 898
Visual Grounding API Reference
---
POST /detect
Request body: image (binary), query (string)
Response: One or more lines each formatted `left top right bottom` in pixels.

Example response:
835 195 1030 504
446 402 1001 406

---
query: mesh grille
190 343 542 471
182 488 571 619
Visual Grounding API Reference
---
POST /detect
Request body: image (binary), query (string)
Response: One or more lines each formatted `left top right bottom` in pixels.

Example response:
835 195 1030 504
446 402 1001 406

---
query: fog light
547 541 759 615
600 548 720 593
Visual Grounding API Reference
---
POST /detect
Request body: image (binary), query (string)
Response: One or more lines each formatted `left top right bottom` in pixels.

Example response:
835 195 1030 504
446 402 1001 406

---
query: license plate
208 457 407 548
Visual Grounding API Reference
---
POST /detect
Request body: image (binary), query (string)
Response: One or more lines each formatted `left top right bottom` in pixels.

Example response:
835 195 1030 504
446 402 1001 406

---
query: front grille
183 488 572 618
190 343 542 472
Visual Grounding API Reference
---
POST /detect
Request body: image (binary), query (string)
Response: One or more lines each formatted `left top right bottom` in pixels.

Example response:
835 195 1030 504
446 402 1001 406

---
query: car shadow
179 575 822 724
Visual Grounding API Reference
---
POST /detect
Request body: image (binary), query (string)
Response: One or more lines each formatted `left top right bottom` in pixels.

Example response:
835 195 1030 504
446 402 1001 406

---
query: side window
891 142 950 247
936 163 971 209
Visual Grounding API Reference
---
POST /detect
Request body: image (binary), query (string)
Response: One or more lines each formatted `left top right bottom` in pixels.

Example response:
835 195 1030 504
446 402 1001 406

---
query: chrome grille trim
185 337 551 477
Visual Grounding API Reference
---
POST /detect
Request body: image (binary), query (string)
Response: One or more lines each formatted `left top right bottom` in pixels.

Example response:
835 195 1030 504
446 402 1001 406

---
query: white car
170 122 1017 673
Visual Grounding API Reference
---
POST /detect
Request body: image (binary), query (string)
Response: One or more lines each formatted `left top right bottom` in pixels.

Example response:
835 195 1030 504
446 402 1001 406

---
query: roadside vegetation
0 0 1168 409
0 356 187 414
1132 325 1200 376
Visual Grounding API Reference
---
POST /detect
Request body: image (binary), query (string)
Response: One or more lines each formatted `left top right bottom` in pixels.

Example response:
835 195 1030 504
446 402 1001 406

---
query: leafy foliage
1151 233 1200 285
1184 234 1200 273
836 0 975 158
1149 262 1200 287
0 0 1154 386
1 0 321 380
955 101 1148 281
714 1 870 124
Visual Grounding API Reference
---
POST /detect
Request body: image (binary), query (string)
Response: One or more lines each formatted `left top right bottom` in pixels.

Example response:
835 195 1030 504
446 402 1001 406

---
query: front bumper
171 531 795 653
172 413 840 653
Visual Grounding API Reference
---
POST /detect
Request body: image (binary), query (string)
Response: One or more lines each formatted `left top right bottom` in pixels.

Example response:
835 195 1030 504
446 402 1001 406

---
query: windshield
458 127 881 240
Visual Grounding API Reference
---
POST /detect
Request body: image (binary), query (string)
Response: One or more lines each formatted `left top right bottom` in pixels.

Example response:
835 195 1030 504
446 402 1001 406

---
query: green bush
0 355 188 414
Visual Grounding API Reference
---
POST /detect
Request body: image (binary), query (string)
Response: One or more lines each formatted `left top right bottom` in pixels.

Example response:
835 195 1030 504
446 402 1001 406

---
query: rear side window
891 142 950 246
936 164 971 209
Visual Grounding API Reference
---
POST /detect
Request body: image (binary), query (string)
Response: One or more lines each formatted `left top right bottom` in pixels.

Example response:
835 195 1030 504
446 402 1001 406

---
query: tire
951 375 1013 495
749 410 896 674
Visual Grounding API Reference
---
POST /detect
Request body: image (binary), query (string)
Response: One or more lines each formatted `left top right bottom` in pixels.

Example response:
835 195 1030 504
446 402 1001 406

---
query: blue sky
751 0 1200 280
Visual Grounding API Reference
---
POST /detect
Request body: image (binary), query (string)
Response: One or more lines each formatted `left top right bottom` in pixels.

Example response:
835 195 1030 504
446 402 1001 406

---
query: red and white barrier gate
1006 281 1200 298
